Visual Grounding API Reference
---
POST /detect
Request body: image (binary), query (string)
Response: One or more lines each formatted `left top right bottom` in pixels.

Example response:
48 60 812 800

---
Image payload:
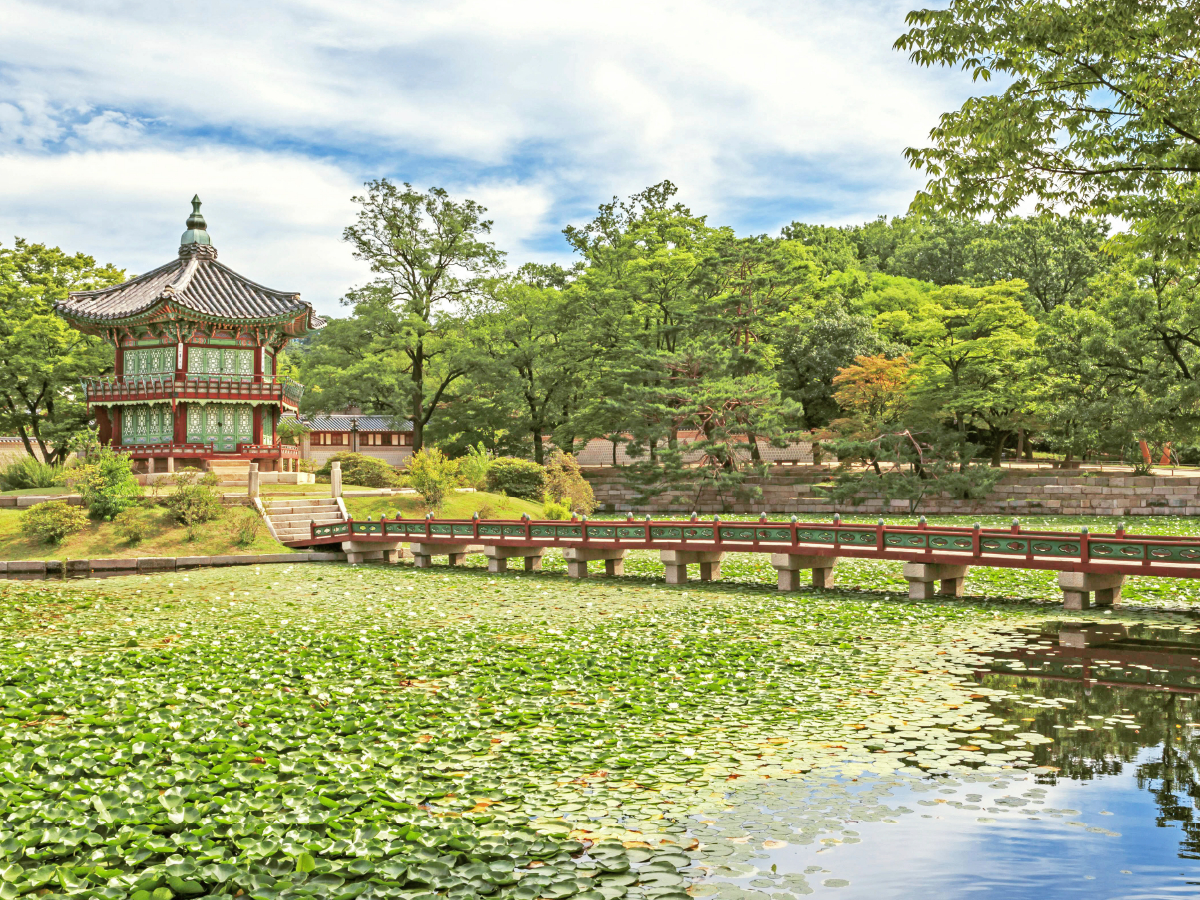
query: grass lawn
258 483 384 495
1 552 1197 898
0 485 74 497
343 489 544 521
0 504 294 561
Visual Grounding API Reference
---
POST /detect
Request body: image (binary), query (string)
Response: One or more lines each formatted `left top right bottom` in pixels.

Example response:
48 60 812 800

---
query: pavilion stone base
771 554 839 591
660 549 725 584
341 540 409 565
1059 571 1126 610
904 562 970 599
562 547 626 579
484 545 544 574
408 542 484 568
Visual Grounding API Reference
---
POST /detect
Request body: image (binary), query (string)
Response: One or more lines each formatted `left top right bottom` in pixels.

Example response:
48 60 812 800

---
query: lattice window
187 406 203 442
237 406 252 443
205 348 221 374
221 349 237 375
237 350 253 377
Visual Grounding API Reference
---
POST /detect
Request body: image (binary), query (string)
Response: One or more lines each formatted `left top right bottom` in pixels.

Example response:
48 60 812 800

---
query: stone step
268 515 345 527
264 497 339 508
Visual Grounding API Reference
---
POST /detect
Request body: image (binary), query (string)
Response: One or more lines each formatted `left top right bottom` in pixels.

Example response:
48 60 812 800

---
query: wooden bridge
285 513 1200 610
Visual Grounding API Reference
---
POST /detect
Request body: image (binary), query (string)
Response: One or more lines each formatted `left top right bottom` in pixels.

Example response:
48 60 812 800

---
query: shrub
0 456 63 491
316 452 401 488
165 471 224 527
486 457 545 501
20 501 88 544
407 447 458 511
232 507 263 547
542 500 571 520
70 446 142 519
473 500 496 519
543 450 595 514
112 508 147 545
457 442 491 490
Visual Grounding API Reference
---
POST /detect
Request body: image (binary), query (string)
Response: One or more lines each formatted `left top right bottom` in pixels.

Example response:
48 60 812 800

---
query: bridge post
484 545 544 574
341 540 407 565
660 550 725 584
562 547 626 578
330 461 342 498
771 554 838 590
408 542 479 568
903 562 970 599
1058 571 1126 610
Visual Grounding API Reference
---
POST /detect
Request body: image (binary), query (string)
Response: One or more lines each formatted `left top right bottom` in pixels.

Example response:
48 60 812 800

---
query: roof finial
180 194 212 252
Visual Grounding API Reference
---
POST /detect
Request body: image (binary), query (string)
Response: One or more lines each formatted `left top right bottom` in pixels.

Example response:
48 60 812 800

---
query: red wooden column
96 407 112 445
254 346 264 383
253 406 263 444
115 345 125 382
174 403 187 444
111 408 122 446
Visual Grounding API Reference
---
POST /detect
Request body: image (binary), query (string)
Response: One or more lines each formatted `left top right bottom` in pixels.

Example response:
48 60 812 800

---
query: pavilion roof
56 196 325 333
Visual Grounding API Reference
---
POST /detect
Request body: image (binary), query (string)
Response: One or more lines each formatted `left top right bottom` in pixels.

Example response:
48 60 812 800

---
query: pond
1 554 1199 900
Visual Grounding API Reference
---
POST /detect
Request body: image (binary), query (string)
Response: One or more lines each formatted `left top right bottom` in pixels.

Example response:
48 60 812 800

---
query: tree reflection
980 627 1200 859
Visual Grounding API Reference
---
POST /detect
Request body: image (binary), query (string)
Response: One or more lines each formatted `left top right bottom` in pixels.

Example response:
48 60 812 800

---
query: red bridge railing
299 514 1200 578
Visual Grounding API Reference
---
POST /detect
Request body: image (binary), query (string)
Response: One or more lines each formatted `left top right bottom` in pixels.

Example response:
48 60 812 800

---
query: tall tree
896 0 1200 254
965 215 1112 314
307 181 503 451
0 239 123 463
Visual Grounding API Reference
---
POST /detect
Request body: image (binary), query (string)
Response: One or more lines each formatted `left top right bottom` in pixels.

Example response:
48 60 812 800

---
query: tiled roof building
56 197 323 477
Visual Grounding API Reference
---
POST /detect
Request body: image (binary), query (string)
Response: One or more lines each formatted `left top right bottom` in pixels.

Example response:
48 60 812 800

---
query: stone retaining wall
0 551 345 579
583 467 1199 516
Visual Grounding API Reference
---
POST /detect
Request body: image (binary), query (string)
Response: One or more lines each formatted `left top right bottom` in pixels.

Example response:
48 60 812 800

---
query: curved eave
56 298 323 337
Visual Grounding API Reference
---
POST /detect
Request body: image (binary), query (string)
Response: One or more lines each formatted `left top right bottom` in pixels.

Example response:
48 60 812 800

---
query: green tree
896 0 1200 254
775 299 898 428
965 215 1112 314
883 281 1039 465
463 266 583 464
0 239 123 462
303 181 503 451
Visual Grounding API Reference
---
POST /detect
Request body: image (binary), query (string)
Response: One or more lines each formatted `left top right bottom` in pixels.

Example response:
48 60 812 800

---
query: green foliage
275 416 308 446
0 455 63 491
0 239 124 465
541 500 571 520
456 442 492 490
895 0 1200 255
232 507 263 547
406 446 458 511
542 449 594 514
69 445 142 519
164 471 224 529
486 456 545 501
316 451 401 488
18 500 88 544
819 430 1005 514
111 507 147 545
296 180 503 452
776 299 898 428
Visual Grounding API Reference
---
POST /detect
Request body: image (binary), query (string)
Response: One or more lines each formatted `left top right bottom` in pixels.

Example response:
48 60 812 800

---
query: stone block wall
582 467 1200 517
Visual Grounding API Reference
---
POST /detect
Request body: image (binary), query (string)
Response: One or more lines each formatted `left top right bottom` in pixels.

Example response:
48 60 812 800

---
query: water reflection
981 620 1200 859
691 616 1200 897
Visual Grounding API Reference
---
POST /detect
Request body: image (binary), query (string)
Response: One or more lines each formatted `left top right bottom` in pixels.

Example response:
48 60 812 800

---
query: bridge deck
286 515 1200 580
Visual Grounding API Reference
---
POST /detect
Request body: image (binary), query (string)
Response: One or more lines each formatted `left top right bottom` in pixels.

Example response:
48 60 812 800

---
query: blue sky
0 0 969 315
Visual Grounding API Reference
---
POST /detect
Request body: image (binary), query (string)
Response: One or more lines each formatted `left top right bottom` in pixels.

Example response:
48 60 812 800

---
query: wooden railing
299 513 1200 578
84 376 305 409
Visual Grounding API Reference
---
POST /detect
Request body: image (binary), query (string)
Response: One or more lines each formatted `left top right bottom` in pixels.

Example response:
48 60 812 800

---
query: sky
0 0 971 315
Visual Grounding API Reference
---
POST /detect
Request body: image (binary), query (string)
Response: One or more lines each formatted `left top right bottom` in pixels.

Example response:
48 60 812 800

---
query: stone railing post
331 460 342 498
247 462 260 499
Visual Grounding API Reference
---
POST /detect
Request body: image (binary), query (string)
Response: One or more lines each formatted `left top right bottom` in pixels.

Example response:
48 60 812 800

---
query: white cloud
0 148 370 314
0 0 974 297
